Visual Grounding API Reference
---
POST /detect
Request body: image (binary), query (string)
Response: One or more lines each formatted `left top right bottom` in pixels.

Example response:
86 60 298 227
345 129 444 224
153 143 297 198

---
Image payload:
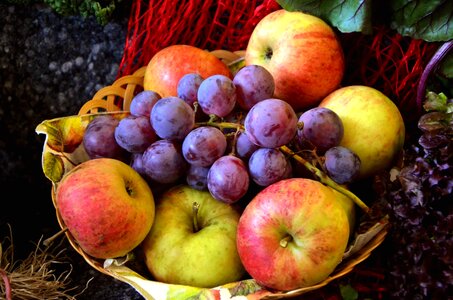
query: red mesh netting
118 0 440 122
339 27 439 123
118 0 281 77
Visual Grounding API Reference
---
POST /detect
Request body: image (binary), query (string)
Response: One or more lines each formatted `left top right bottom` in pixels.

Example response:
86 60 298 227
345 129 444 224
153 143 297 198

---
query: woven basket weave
49 49 389 299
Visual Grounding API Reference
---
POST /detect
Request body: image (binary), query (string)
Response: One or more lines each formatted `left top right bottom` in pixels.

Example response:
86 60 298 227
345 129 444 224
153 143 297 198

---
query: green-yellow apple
333 189 356 235
236 178 350 291
144 44 232 98
319 85 405 179
141 184 245 288
245 9 345 112
55 158 155 259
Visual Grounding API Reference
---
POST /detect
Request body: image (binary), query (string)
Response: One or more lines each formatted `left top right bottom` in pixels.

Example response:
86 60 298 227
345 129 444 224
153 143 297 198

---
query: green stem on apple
192 202 200 233
279 235 293 248
280 145 370 214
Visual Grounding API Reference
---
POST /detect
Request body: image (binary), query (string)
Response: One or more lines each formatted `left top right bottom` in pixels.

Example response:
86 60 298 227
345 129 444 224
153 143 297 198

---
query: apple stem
279 235 293 248
192 202 200 233
280 145 370 214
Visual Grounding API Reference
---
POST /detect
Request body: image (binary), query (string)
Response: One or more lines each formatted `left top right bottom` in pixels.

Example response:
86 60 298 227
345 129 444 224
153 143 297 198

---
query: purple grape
197 74 237 117
130 152 146 176
324 146 361 184
114 115 157 153
83 115 129 162
142 139 188 184
186 164 210 190
182 126 227 167
235 131 260 160
150 96 195 140
177 73 204 106
207 155 249 204
233 64 275 110
248 148 290 186
129 90 161 117
297 107 344 152
130 152 153 183
282 159 293 179
244 98 298 148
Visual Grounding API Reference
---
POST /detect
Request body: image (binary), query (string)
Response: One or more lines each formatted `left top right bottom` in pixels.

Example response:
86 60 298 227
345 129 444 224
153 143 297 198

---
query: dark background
0 3 144 299
2 3 450 300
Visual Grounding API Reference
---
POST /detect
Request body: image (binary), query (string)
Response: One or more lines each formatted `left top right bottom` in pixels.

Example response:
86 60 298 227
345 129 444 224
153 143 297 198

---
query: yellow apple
319 85 405 179
142 184 245 288
245 9 345 112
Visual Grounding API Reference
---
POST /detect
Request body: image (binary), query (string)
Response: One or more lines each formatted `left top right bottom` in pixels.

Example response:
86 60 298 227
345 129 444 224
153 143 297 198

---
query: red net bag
118 0 281 77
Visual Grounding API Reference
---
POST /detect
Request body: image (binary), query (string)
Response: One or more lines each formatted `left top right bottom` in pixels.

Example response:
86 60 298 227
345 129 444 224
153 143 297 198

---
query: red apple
55 158 155 259
143 45 232 98
245 9 345 111
236 178 350 291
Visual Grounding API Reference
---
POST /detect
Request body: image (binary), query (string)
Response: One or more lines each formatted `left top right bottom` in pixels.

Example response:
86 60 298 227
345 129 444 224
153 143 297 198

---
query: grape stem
196 120 244 131
280 145 370 214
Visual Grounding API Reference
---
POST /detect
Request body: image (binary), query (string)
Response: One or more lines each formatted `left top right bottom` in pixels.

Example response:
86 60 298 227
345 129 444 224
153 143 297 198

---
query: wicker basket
40 50 390 300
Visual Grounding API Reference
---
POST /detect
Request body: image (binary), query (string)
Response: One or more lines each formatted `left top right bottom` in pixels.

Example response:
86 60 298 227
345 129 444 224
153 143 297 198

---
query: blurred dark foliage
1 0 128 24
375 91 452 299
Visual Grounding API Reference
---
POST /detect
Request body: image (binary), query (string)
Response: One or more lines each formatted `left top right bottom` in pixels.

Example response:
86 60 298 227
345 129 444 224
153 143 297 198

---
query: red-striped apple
55 158 155 259
245 9 345 112
236 178 351 291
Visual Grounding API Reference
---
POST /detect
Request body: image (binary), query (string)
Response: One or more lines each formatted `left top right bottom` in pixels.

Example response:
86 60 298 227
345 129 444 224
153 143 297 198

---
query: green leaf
424 91 453 113
390 0 453 42
42 151 65 183
340 284 359 300
276 0 373 34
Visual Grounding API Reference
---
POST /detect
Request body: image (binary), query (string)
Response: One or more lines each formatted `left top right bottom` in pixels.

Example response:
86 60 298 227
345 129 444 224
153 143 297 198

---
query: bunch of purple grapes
82 64 361 204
